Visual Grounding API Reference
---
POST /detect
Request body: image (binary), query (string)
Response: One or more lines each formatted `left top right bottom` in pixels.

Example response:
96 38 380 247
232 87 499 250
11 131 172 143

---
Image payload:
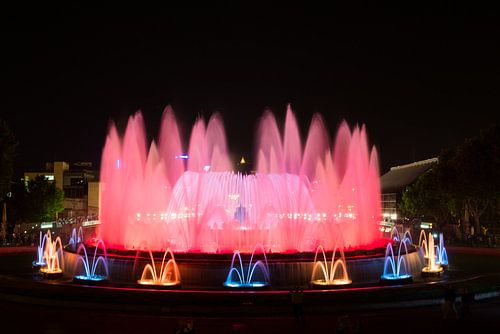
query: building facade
24 161 98 218
380 158 438 227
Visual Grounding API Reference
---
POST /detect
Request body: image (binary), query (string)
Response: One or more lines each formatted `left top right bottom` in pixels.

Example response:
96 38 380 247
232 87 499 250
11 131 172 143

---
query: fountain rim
63 238 416 263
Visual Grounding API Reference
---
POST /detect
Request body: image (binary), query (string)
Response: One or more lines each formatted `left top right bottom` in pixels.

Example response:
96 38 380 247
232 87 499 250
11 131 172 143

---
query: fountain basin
63 243 425 288
421 266 444 277
40 268 63 279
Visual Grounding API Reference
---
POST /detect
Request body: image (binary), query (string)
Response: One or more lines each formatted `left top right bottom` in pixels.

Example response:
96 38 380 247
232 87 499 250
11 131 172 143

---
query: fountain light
73 240 109 284
137 248 181 287
421 232 444 277
39 230 64 279
380 239 413 284
32 231 47 269
436 232 448 268
98 106 382 253
224 245 270 288
69 226 84 249
310 245 352 288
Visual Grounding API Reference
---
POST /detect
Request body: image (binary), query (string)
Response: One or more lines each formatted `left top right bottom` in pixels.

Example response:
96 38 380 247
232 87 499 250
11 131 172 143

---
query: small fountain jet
137 248 181 287
224 245 270 288
310 245 351 288
73 239 109 283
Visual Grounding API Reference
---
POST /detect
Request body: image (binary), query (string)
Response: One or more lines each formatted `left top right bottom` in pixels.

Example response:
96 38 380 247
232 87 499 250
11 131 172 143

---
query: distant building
24 161 98 218
380 158 438 227
87 181 100 217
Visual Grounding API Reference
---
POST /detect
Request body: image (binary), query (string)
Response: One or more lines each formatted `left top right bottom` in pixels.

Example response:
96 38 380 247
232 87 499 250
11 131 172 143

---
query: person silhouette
290 287 304 325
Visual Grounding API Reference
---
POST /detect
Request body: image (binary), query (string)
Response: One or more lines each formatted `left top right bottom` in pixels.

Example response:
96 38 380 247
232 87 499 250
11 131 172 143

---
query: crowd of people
0 215 98 247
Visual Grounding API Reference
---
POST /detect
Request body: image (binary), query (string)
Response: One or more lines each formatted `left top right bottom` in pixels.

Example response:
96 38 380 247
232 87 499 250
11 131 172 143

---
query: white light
228 194 240 201
203 165 211 172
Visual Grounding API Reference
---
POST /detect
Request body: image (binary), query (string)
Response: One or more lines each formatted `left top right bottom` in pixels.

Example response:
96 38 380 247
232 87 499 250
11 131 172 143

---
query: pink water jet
99 105 382 253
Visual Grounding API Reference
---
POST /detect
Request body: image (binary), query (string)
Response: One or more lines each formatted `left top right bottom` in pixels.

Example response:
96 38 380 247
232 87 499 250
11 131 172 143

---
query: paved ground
1 296 499 333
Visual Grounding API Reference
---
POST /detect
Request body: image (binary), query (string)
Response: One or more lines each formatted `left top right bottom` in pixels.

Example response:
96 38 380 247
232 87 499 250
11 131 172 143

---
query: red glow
99 106 382 253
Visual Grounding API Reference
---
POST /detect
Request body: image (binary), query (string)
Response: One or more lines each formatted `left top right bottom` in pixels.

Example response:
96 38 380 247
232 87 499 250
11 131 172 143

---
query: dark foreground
0 246 499 333
1 297 499 333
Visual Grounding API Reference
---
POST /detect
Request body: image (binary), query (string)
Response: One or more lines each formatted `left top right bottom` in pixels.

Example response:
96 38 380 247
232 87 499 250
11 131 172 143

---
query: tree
400 168 454 227
0 118 17 241
0 118 17 197
449 125 500 233
401 125 500 235
14 175 64 223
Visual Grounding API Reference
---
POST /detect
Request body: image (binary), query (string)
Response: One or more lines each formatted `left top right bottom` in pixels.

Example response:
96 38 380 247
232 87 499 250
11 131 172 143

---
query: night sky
2 5 499 175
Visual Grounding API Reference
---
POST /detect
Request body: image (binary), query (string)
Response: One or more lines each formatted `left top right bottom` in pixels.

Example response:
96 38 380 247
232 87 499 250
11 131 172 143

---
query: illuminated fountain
136 249 181 287
390 227 400 242
419 230 429 259
436 233 448 268
73 240 109 283
310 245 351 288
98 105 382 253
56 104 418 288
69 227 84 248
421 232 444 277
33 231 48 269
39 230 64 279
224 245 270 288
380 239 413 284
390 227 412 245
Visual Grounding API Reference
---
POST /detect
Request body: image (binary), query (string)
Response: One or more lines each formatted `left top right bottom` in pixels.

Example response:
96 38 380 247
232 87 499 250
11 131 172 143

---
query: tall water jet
422 233 443 277
436 233 448 267
33 231 48 269
419 230 429 259
99 105 382 253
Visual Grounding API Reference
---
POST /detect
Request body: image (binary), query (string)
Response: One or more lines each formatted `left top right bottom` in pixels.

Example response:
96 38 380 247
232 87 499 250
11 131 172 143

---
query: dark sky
2 5 499 174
